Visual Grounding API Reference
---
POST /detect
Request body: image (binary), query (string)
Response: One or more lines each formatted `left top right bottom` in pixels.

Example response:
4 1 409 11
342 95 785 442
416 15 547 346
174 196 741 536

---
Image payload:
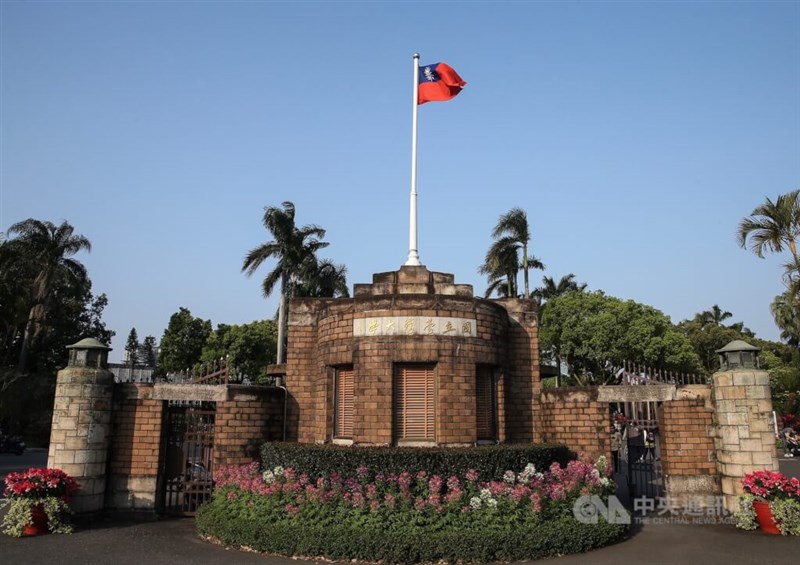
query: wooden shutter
476 366 496 441
393 364 435 442
335 367 354 438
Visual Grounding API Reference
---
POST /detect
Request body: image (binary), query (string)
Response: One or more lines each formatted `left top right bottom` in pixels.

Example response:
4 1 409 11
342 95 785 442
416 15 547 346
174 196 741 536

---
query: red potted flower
1 467 78 537
735 470 800 535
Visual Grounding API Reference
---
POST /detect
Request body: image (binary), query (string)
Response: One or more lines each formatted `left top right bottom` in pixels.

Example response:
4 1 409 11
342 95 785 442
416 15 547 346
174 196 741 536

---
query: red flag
418 62 466 105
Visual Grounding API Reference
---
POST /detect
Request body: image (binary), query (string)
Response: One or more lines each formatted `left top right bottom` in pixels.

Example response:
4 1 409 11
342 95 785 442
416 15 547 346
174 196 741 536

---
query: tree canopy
539 290 703 384
0 218 112 442
242 201 346 363
159 307 212 373
200 320 278 383
479 207 544 299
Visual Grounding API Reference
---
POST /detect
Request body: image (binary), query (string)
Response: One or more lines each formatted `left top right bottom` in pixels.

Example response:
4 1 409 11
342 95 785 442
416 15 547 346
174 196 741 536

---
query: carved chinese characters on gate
353 316 477 338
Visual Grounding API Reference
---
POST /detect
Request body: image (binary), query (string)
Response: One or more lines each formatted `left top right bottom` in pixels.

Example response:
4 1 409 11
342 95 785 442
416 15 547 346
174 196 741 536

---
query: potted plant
1 467 78 537
734 470 800 535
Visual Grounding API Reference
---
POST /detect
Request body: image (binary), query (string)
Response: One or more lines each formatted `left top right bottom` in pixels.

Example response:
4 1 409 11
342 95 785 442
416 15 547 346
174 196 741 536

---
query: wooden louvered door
393 364 435 443
476 366 497 441
335 367 354 439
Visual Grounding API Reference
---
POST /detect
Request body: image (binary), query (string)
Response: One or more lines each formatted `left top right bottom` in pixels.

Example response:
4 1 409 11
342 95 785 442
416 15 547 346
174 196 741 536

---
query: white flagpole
405 53 421 266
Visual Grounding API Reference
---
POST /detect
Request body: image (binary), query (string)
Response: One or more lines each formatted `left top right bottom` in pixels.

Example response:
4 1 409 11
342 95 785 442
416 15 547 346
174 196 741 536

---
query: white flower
503 470 516 484
479 488 493 501
519 463 537 484
469 496 482 509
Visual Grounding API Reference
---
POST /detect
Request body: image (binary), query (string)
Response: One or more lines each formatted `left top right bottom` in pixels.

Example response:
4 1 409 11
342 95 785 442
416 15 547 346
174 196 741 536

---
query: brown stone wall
659 399 716 477
107 386 164 511
539 388 609 460
110 396 163 477
287 292 527 446
498 299 539 443
215 393 285 467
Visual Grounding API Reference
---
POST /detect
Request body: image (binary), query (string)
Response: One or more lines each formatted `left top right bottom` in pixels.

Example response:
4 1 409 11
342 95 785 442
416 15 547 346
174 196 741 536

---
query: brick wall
215 393 285 467
659 399 716 477
110 396 163 477
498 299 539 443
107 386 164 511
539 388 609 460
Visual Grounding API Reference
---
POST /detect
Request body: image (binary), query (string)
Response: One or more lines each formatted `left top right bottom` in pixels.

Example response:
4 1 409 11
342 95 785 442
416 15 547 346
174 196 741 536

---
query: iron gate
161 401 215 515
611 401 664 503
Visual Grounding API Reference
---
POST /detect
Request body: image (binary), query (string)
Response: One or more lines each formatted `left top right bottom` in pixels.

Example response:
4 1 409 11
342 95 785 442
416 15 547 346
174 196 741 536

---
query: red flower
3 468 78 500
742 470 800 501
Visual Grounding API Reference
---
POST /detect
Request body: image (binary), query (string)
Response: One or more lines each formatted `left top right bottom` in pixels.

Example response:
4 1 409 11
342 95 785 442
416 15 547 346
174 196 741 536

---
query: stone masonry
712 368 779 512
48 362 114 514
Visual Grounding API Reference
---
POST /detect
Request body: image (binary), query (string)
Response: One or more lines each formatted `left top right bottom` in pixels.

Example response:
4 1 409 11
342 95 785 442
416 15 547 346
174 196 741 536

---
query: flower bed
196 456 629 563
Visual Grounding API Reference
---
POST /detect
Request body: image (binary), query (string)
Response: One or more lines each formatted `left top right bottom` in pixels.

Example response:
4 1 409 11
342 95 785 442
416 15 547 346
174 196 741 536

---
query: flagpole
405 53 421 266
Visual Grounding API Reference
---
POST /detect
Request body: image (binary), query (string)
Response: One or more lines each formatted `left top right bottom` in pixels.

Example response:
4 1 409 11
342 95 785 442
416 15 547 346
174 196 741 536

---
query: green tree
540 290 702 384
242 202 329 363
676 319 745 374
125 328 139 366
532 274 587 385
484 208 539 298
142 335 157 367
200 320 278 383
738 189 800 262
159 307 212 373
2 219 92 374
532 273 587 306
479 238 521 298
695 305 733 327
294 259 349 298
772 291 800 347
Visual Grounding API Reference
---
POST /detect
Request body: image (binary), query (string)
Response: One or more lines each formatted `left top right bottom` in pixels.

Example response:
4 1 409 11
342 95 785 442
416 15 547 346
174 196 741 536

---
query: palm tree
696 305 733 327
772 291 800 347
738 189 800 262
532 273 587 305
3 219 91 374
491 208 535 298
294 258 350 298
479 238 520 298
242 202 328 364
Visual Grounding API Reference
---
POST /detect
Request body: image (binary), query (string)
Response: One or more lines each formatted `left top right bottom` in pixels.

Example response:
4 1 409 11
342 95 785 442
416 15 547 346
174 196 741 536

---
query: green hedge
196 493 628 563
260 442 573 480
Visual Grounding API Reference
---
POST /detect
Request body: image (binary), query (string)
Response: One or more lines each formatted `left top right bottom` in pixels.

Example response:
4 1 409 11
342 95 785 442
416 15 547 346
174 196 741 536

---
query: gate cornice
596 384 710 403
115 382 281 402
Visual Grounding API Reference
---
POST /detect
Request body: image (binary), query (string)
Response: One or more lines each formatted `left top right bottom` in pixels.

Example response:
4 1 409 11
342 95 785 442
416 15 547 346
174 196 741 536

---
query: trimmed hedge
196 492 628 563
260 442 573 481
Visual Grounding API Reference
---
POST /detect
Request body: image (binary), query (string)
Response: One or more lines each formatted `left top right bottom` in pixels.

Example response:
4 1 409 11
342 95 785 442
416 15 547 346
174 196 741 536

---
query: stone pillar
48 338 113 514
712 366 778 512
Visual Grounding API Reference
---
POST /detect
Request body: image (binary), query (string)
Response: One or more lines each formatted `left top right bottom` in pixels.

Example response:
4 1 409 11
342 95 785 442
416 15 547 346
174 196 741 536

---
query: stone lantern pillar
48 338 114 514
711 340 778 512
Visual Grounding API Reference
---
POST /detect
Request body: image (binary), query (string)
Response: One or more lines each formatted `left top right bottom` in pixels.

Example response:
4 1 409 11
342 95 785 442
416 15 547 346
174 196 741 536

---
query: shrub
197 456 628 563
259 442 573 482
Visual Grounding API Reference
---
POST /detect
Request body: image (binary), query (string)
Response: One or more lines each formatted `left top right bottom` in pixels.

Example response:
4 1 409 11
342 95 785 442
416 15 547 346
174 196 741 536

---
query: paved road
0 448 48 482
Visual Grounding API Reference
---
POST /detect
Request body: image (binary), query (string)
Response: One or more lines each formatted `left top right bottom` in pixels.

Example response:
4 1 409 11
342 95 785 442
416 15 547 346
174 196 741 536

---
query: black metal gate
611 401 664 503
161 401 215 516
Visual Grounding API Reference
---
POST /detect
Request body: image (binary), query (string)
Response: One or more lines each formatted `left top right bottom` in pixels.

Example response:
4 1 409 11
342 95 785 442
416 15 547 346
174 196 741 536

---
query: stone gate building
282 265 541 446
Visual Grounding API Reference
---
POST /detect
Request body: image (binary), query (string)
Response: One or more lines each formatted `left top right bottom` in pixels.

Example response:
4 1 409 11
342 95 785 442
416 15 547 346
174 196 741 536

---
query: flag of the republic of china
418 62 466 105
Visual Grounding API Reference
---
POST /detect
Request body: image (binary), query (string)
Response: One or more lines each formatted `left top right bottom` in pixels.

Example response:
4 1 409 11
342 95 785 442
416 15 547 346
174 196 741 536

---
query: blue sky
1 1 798 362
